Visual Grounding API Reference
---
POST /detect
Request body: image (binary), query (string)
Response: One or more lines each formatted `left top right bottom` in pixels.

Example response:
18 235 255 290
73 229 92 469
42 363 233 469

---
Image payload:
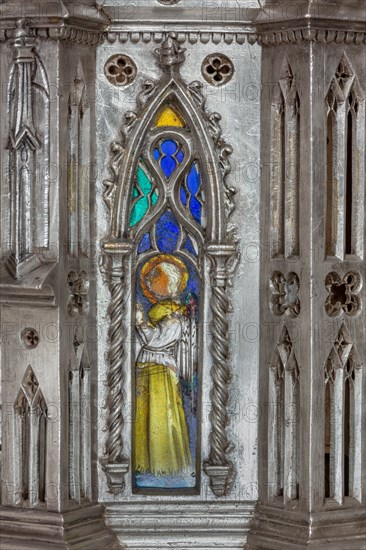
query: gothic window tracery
14 365 48 506
270 59 300 259
101 34 238 497
128 103 203 490
268 325 300 502
325 55 365 260
324 324 363 503
69 338 92 502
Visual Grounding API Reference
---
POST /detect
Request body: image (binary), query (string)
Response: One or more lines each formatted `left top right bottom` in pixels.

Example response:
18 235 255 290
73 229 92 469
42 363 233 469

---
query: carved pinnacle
155 32 186 70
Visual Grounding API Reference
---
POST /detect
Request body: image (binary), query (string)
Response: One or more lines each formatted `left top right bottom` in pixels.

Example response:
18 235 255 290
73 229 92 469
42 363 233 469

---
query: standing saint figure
134 254 195 477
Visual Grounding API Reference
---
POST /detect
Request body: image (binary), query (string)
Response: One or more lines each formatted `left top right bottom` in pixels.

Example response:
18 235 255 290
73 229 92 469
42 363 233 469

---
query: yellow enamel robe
134 300 192 475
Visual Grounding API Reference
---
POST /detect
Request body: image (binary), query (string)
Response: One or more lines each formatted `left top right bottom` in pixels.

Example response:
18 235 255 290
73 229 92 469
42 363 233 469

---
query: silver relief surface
95 29 261 507
0 1 364 549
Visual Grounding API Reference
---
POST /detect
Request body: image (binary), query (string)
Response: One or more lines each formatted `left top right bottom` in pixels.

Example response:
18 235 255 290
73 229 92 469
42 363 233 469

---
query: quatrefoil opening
325 271 362 317
20 328 40 349
104 54 137 87
270 271 300 317
201 53 234 87
67 270 89 316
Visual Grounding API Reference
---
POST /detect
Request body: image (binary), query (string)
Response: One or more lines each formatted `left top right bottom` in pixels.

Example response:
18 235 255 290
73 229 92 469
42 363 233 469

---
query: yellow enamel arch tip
155 105 185 127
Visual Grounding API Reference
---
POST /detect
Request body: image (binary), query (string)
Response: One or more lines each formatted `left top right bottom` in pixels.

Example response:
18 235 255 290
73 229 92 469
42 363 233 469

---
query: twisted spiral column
106 269 126 463
208 285 232 465
204 244 238 497
101 243 132 494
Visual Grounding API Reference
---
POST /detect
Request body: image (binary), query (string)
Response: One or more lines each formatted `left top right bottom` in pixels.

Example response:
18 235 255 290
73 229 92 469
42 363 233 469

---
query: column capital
100 241 133 283
255 0 366 47
205 243 240 288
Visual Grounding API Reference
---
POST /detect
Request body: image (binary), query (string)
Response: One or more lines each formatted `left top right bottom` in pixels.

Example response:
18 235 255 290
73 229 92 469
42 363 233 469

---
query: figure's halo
140 254 188 303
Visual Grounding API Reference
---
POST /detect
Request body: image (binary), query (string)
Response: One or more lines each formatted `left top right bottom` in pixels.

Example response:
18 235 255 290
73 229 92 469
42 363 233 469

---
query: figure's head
140 254 188 303
148 261 181 298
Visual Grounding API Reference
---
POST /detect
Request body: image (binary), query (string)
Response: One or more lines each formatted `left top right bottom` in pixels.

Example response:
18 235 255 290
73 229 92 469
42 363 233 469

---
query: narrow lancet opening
326 110 335 257
345 98 354 255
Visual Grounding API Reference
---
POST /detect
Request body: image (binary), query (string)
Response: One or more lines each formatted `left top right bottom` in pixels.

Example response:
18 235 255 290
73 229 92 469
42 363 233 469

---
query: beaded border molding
105 30 254 45
0 26 365 46
104 27 366 46
0 26 104 44
257 28 366 46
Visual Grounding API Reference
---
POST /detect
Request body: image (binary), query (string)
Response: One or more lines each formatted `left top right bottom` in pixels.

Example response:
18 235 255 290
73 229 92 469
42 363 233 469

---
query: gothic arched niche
101 33 239 497
129 102 203 490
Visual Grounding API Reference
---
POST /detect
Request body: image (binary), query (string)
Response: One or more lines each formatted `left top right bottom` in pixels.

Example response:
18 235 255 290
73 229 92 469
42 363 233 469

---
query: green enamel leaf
130 164 156 227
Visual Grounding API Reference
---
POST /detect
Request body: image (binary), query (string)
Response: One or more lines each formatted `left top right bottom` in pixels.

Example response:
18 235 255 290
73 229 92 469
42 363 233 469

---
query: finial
12 19 35 54
13 19 34 40
155 32 186 69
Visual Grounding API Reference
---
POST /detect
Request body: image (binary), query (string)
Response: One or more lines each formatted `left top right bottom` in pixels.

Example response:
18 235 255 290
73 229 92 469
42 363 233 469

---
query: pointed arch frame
100 34 239 497
111 79 225 243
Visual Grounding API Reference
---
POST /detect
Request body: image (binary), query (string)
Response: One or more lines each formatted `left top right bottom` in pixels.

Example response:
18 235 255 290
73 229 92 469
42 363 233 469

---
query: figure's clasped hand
136 303 145 325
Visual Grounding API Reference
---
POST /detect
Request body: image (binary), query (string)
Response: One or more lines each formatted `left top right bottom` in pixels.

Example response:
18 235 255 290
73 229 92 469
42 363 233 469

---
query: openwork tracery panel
270 58 300 259
69 337 92 503
268 324 300 503
67 62 91 258
13 365 48 507
324 324 364 504
101 34 238 497
325 55 365 260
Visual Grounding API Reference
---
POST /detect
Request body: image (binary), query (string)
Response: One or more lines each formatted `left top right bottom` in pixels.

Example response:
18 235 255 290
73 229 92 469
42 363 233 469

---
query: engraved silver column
100 242 133 493
204 243 239 496
0 3 119 548
6 20 48 278
248 1 366 548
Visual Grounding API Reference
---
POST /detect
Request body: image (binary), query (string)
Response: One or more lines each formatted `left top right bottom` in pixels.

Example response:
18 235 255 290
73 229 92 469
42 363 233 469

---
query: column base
0 503 121 549
246 503 366 549
105 500 255 549
5 252 41 280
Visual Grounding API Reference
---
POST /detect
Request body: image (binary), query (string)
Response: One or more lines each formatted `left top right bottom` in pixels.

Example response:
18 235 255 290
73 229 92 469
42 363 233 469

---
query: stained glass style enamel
130 161 158 227
134 247 199 490
132 101 203 491
180 162 204 225
155 104 185 127
153 139 184 179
